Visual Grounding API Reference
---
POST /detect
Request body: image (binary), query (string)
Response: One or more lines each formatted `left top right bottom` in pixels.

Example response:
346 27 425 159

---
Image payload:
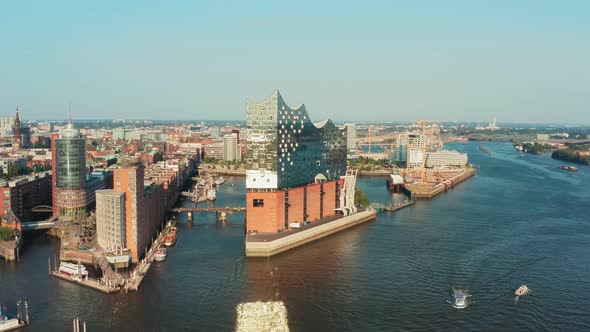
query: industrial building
245 91 347 233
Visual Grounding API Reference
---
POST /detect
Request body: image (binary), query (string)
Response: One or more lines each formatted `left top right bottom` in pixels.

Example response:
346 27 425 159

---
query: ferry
58 262 89 278
154 248 167 262
451 290 469 309
515 285 529 296
560 165 578 172
163 232 176 247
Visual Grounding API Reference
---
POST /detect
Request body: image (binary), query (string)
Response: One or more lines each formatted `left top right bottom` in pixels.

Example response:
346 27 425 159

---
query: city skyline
2 1 589 123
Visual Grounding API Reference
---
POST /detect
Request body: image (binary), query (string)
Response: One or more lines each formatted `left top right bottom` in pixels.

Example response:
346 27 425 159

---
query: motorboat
560 165 578 172
515 285 529 296
154 248 167 262
452 290 469 309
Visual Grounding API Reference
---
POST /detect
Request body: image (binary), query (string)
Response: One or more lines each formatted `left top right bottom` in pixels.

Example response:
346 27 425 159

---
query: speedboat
452 290 469 309
515 285 529 296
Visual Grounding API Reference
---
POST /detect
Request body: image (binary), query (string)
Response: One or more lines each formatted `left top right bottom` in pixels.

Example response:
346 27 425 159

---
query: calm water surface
1 142 589 331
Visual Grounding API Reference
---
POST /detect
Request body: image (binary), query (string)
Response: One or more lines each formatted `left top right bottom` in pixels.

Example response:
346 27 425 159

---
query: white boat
206 188 216 201
154 248 167 262
59 262 89 278
215 176 225 186
515 285 529 296
452 290 469 309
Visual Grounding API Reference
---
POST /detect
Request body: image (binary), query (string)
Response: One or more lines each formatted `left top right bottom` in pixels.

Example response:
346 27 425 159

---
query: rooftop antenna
68 101 73 124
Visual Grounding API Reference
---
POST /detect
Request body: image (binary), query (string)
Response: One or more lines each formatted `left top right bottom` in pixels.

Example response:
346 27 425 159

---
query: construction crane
416 120 443 183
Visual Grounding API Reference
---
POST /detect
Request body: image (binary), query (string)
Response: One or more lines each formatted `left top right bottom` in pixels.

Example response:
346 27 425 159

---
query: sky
1 0 589 123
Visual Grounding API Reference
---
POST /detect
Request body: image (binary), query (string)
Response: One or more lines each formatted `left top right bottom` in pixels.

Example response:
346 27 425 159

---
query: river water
1 142 589 331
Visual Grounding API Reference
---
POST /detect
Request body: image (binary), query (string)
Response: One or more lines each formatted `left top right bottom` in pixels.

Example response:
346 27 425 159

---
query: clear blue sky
1 1 589 123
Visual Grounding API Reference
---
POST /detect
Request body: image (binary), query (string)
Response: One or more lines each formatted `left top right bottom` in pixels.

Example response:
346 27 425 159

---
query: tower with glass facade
53 122 87 217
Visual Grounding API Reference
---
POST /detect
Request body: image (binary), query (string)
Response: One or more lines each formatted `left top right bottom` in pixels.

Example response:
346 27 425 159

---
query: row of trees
0 163 52 179
551 149 590 165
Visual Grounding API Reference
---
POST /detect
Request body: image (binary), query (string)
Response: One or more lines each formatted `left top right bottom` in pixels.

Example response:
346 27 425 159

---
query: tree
354 188 370 208
0 226 14 241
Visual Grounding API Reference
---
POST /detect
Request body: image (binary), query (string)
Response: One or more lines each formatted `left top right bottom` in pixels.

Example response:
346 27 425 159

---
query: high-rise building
245 91 347 233
53 121 87 217
223 133 240 161
345 123 356 151
406 134 425 169
95 190 126 253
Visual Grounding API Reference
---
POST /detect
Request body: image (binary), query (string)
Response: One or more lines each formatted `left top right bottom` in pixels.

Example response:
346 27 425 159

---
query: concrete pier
245 208 377 257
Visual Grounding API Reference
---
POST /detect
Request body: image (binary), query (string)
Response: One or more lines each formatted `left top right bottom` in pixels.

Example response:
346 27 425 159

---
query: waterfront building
0 171 52 220
425 150 468 169
245 91 347 233
223 133 240 161
52 121 87 218
95 190 126 253
113 159 164 262
394 134 408 164
204 142 224 160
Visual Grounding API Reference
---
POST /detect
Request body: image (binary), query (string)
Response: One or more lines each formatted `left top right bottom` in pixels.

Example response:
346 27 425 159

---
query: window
253 199 264 207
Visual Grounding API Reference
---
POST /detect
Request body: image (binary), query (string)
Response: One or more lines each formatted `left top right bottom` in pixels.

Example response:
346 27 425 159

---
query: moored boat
154 248 167 262
58 262 89 278
163 232 176 247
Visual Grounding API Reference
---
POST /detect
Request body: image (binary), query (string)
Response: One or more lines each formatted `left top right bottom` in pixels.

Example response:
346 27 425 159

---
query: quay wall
406 168 476 199
245 208 377 258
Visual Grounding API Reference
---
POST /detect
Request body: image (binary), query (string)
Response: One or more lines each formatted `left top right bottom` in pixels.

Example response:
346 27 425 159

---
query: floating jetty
0 300 30 332
245 208 377 257
381 199 415 212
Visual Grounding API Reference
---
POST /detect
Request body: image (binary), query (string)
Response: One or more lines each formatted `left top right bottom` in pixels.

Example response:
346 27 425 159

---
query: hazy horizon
2 1 589 123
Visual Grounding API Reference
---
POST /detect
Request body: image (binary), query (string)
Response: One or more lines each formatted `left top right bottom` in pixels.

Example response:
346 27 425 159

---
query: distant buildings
345 123 356 151
245 91 347 233
537 134 550 141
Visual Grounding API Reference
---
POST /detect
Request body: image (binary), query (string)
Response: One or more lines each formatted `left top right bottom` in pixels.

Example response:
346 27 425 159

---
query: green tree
0 226 14 241
354 188 370 208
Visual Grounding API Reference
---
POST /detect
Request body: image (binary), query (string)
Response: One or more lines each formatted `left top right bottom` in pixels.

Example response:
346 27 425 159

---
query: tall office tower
53 120 87 218
345 123 357 151
245 90 347 233
223 133 240 161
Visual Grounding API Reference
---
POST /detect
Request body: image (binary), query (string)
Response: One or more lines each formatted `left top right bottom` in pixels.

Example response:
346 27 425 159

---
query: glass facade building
246 90 347 190
55 123 87 217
